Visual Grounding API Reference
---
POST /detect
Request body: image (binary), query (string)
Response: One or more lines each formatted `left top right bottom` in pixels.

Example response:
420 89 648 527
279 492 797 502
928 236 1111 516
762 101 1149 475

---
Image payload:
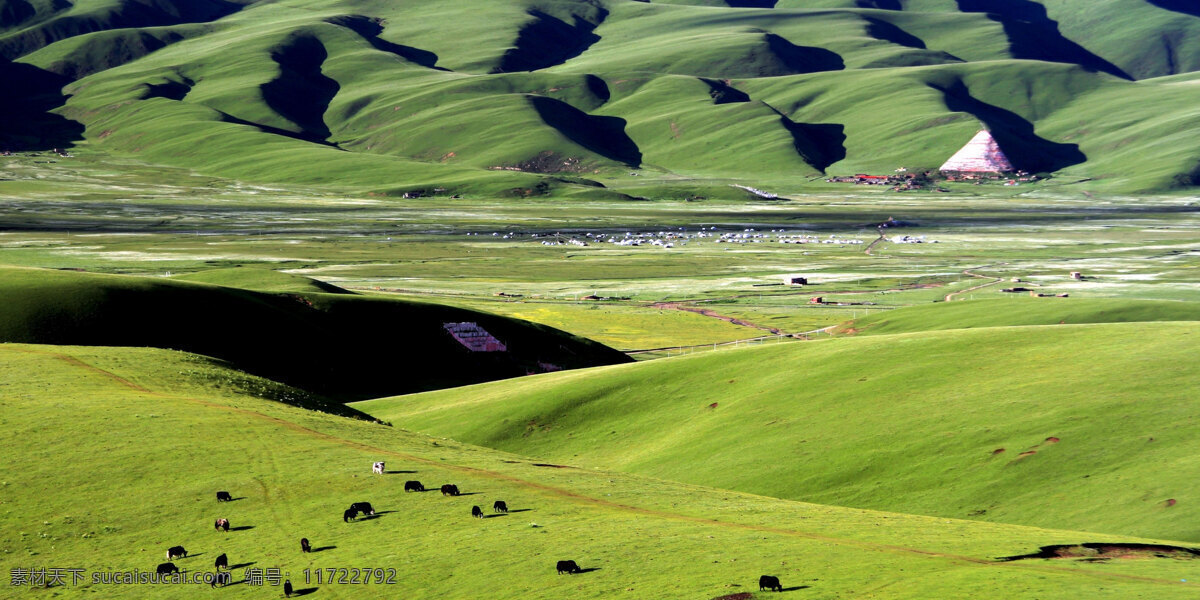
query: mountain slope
3 342 1199 599
0 266 630 399
357 321 1200 542
3 0 1199 192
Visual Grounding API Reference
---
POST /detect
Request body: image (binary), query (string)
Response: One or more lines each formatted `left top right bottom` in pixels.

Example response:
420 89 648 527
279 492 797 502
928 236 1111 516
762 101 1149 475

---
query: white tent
940 130 1014 173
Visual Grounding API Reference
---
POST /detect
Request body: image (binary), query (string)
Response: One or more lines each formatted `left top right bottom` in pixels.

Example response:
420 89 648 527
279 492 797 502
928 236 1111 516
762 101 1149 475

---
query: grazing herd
152 461 787 594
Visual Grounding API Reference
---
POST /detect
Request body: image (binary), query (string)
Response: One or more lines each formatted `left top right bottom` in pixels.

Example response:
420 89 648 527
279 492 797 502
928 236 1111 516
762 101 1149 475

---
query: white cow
372 462 385 475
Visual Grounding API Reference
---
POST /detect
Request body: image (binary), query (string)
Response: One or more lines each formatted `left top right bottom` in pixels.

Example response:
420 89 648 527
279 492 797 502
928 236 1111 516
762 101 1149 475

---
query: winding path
944 266 1005 302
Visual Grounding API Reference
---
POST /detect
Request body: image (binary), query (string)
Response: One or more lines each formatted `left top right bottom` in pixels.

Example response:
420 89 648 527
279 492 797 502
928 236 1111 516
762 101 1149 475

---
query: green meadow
3 344 1200 599
2 0 1200 598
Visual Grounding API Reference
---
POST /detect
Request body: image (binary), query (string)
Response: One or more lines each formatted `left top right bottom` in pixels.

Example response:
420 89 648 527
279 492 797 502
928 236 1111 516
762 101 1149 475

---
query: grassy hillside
2 343 1199 598
357 322 1200 542
171 267 352 295
0 266 629 399
834 298 1200 335
1 0 1197 192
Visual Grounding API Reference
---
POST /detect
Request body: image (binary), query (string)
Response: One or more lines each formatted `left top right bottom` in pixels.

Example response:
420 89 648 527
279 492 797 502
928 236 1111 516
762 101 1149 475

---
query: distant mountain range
2 0 1198 193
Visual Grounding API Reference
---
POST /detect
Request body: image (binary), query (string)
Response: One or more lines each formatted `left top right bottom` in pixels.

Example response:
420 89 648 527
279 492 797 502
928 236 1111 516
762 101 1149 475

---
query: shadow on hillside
585 74 611 105
228 526 254 531
492 8 607 72
1148 0 1200 17
766 33 845 74
0 0 35 28
310 546 336 553
291 587 318 596
726 0 778 7
999 542 1200 562
575 567 601 574
0 59 84 151
857 0 902 8
701 78 750 104
781 585 811 591
764 103 846 173
529 95 642 168
327 15 449 71
929 79 1086 173
0 0 240 60
955 0 1130 79
228 562 254 570
864 17 927 49
260 34 339 142
142 73 194 101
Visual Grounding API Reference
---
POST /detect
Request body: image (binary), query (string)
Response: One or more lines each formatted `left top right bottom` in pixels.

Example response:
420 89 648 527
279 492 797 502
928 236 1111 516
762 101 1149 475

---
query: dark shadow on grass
183 553 204 559
0 59 84 151
483 513 508 518
701 78 749 104
954 0 1130 79
291 587 318 596
864 17 927 49
492 8 607 73
529 95 642 168
727 0 777 7
228 562 255 570
764 103 846 173
1148 0 1200 18
384 470 416 474
0 0 35 28
765 33 844 73
929 79 1086 173
327 15 449 71
310 546 336 553
575 567 601 574
451 492 482 497
781 586 811 592
857 0 901 8
372 510 398 515
228 526 254 531
507 508 534 513
585 74 610 105
260 34 339 142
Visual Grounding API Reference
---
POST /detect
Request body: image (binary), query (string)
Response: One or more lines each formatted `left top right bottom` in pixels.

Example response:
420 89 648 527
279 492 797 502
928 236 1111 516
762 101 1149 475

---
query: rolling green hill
834 297 1200 335
356 321 1200 542
3 342 1198 599
170 267 353 295
2 0 1198 193
0 266 629 399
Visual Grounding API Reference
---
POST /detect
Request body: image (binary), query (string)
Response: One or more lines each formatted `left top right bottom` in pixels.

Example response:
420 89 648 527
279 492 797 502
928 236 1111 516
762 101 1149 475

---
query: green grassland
3 343 1200 599
0 266 629 399
836 297 1200 335
1 0 1198 195
356 321 1200 542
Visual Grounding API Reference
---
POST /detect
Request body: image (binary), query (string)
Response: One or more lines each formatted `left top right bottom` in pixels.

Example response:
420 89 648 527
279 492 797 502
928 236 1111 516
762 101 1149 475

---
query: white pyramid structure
939 130 1014 173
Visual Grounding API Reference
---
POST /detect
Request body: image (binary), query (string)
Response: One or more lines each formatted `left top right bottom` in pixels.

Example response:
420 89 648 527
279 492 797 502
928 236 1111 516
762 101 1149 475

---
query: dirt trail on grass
10 345 1195 589
650 302 781 334
945 267 1005 301
864 232 886 255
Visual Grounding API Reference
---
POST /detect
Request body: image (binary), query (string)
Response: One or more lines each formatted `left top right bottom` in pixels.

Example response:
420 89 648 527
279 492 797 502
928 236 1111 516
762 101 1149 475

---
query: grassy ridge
0 266 630 399
171 267 353 295
2 343 1198 599
0 0 1196 192
356 322 1200 541
835 298 1200 335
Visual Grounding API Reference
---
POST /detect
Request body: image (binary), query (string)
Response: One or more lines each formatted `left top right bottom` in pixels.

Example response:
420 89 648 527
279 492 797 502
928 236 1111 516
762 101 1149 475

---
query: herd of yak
150 468 787 594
